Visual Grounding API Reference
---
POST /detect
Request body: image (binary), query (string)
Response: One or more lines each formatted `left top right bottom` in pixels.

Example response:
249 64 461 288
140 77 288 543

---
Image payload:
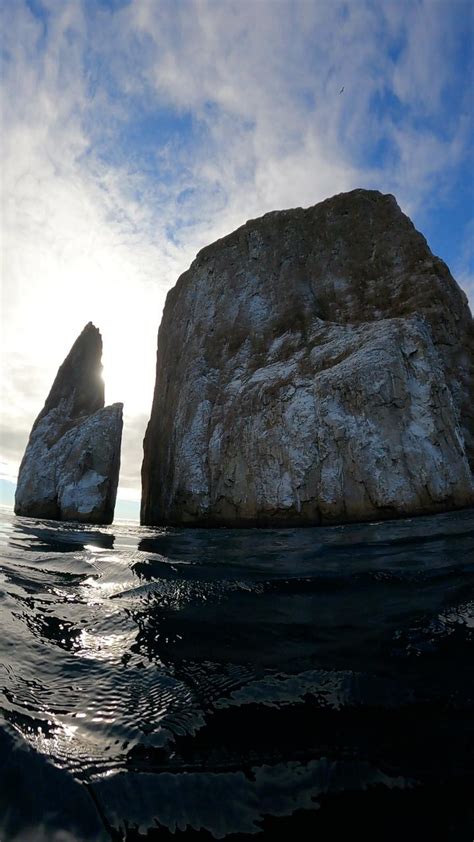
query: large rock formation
141 189 474 526
15 323 123 524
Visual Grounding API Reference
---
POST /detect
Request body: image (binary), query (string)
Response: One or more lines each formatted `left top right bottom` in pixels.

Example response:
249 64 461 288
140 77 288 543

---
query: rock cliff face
141 189 474 526
15 323 123 524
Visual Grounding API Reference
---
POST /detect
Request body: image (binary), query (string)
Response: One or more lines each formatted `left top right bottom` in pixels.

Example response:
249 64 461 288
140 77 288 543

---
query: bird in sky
339 86 344 94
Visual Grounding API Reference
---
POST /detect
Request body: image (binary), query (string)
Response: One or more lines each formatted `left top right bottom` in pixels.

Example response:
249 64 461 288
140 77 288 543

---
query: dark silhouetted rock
141 189 474 526
15 323 123 524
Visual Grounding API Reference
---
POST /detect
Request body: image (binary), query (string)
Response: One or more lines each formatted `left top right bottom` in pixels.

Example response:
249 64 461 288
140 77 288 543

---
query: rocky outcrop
15 323 123 524
141 189 474 526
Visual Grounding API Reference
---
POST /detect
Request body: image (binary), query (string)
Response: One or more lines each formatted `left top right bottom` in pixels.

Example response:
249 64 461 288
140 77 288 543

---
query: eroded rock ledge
15 323 123 524
141 189 474 526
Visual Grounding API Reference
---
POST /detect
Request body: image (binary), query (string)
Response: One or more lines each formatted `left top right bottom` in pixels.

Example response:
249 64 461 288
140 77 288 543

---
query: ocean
0 506 473 841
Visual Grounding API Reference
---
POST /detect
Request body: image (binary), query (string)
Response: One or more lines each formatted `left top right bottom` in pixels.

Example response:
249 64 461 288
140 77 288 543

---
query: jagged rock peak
15 323 123 525
141 188 474 527
35 321 104 430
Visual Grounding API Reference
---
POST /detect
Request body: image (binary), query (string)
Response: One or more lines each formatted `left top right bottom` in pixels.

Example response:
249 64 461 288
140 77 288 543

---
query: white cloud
101 0 471 232
389 0 464 116
1 2 189 493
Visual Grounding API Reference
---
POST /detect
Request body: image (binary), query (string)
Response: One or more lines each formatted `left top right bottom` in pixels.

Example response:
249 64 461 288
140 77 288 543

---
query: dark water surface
0 506 473 841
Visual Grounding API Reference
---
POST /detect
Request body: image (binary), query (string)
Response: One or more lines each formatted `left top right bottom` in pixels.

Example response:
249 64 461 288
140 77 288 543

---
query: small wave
0 507 473 839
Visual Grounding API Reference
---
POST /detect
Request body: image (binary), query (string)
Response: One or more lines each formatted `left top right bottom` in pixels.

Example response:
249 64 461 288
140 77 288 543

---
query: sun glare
102 345 155 416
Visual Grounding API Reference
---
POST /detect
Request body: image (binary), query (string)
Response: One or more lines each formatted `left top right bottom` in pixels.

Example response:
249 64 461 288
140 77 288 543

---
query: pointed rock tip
75 322 102 352
82 321 101 336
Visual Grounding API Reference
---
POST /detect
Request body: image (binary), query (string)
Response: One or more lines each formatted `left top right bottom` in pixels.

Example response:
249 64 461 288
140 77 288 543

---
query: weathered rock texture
141 189 474 526
15 323 123 524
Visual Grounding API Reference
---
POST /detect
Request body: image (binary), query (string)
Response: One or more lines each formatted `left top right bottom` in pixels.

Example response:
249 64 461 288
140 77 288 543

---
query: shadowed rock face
15 323 123 525
141 189 474 527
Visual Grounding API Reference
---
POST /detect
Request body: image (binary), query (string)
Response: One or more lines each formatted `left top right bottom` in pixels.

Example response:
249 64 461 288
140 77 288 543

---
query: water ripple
0 506 473 840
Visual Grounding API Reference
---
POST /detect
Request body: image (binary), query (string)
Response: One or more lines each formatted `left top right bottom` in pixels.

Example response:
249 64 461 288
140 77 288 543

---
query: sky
1 0 473 518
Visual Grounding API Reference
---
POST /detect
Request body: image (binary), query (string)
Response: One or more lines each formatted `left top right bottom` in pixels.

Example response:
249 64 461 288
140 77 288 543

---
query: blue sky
1 0 473 516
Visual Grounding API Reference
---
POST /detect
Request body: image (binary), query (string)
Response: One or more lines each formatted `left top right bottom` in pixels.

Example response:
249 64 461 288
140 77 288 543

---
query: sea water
0 506 473 841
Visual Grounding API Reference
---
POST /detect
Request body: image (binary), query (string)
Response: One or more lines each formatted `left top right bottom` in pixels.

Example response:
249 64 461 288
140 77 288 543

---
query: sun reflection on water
75 628 135 662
